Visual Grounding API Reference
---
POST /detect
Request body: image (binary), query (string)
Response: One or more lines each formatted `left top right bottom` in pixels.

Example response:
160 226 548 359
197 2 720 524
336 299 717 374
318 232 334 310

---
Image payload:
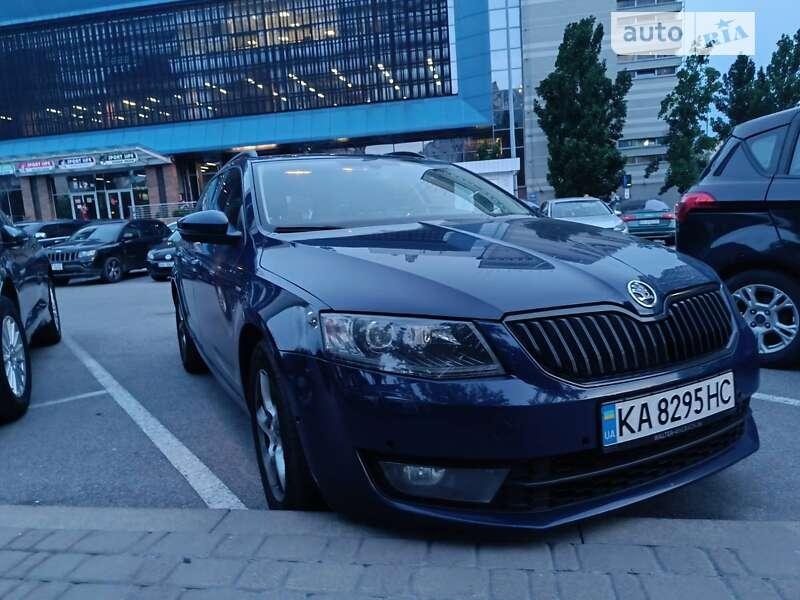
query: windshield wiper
273 225 344 233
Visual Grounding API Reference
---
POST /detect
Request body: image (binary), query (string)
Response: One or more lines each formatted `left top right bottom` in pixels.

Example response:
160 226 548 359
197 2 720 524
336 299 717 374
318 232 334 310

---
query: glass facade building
0 0 455 141
0 0 498 222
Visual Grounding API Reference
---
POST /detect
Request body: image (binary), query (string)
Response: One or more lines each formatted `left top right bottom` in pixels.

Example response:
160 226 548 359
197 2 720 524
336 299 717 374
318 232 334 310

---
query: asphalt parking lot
2 275 800 522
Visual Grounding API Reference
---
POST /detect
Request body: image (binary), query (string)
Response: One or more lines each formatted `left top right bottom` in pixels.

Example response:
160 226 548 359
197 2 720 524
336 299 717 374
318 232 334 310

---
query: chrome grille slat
509 289 734 382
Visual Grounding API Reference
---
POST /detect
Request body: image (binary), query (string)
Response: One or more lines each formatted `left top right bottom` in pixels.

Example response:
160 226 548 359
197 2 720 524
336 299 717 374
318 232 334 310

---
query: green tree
767 29 800 111
645 53 720 194
534 17 632 198
712 55 774 139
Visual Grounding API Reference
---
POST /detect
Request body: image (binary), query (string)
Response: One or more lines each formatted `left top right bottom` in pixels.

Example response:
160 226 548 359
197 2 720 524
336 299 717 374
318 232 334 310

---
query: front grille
493 410 746 513
508 288 734 382
47 250 78 262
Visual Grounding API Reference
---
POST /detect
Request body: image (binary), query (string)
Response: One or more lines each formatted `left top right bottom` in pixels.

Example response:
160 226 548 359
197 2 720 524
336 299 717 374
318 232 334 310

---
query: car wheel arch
720 259 800 286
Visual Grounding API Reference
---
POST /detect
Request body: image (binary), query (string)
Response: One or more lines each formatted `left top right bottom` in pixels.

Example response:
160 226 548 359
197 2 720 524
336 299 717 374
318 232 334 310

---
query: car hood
47 239 114 252
259 217 718 320
149 245 174 258
553 214 622 229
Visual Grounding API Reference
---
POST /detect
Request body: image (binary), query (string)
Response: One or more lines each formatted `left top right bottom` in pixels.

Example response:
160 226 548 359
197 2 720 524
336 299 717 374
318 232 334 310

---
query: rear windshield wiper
273 225 344 233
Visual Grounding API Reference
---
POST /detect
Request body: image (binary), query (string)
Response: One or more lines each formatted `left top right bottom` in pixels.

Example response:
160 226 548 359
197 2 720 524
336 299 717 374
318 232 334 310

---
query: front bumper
277 330 759 530
50 261 101 280
147 259 174 278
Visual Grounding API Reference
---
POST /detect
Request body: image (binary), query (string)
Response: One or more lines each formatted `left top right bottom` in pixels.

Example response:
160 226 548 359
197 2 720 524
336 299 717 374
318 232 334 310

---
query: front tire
175 298 207 374
101 256 123 284
248 341 320 510
0 298 31 424
32 278 62 347
728 270 800 368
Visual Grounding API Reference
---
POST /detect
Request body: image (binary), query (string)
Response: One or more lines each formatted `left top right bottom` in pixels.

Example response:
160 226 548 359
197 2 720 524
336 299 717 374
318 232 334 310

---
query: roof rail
384 151 425 159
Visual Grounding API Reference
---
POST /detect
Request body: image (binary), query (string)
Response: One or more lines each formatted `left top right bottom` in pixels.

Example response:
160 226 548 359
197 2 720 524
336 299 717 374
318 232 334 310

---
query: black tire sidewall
0 298 32 423
174 297 207 374
33 279 62 346
726 270 800 368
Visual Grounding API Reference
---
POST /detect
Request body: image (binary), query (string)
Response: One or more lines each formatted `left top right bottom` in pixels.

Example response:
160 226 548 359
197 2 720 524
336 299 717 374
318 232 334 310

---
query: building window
0 176 22 222
619 137 668 149
0 0 454 141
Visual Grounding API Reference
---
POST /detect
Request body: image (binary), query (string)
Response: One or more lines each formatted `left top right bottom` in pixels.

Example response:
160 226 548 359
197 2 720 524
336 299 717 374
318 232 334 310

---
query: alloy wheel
732 284 800 355
2 316 26 398
256 369 286 502
106 259 122 282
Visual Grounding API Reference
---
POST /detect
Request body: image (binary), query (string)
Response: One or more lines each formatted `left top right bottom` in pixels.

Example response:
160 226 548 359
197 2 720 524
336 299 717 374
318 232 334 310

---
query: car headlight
613 222 629 233
77 250 96 260
164 254 173 261
320 314 503 379
147 251 154 260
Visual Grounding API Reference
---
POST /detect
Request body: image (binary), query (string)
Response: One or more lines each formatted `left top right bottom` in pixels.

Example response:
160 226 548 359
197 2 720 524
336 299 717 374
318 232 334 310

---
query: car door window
746 126 787 172
122 225 141 241
198 177 220 211
790 134 800 176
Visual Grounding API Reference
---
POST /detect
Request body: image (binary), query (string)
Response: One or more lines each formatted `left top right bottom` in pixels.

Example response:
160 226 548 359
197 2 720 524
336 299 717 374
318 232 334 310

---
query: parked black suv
677 107 800 367
18 220 84 248
46 219 171 284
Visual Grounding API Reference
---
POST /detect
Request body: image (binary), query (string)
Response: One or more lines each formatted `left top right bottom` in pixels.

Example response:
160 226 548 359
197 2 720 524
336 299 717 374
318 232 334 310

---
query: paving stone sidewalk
0 505 796 599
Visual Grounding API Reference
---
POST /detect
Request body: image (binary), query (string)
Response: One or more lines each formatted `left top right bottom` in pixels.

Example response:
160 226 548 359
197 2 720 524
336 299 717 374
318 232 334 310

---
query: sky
686 0 797 72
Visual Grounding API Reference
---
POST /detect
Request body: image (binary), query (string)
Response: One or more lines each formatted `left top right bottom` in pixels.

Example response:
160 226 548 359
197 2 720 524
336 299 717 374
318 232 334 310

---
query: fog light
380 461 509 504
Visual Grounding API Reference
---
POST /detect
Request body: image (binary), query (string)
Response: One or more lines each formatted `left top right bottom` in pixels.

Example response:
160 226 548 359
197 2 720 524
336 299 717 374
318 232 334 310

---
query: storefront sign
99 151 138 166
0 164 15 176
17 159 55 174
57 156 96 170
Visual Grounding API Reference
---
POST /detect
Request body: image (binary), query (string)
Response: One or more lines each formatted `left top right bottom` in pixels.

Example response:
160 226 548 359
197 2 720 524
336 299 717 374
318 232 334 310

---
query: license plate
639 219 660 225
601 372 735 448
157 261 174 268
51 263 63 271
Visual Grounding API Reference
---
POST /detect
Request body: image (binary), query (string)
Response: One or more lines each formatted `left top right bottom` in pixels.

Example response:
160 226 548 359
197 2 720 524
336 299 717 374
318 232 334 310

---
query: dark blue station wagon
172 153 759 530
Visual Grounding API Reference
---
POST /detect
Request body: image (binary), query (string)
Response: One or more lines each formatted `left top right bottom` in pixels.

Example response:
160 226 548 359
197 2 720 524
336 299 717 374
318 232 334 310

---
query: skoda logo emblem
628 280 657 308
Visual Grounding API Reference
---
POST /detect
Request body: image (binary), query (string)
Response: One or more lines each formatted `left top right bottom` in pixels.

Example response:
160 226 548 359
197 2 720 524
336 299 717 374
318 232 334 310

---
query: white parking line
63 335 247 510
752 392 800 408
31 390 108 409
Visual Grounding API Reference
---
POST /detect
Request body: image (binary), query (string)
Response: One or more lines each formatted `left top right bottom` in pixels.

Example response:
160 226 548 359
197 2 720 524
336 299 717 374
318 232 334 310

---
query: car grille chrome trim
507 287 735 382
46 250 79 263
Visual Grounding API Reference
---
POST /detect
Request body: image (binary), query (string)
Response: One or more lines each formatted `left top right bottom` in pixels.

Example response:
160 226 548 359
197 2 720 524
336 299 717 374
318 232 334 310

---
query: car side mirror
178 210 242 245
1 225 27 247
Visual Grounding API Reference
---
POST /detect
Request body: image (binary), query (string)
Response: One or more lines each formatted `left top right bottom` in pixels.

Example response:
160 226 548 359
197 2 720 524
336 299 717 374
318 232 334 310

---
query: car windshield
254 157 531 229
551 200 610 218
69 224 122 242
18 223 40 233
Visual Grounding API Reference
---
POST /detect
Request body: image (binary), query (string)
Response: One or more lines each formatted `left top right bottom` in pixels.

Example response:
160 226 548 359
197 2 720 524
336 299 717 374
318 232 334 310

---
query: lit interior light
116 116 125 121
389 78 394 84
257 84 264 89
174 94 182 99
326 29 336 36
219 88 228 94
394 85 400 90
317 93 325 98
347 83 353 88
279 11 290 17
331 68 338 74
377 63 384 69
204 82 212 88
147 97 159 103
138 113 146 118
272 91 279 96
246 78 256 84
339 75 346 81
309 87 316 92
436 81 443 86
434 73 439 79
281 97 288 102
300 81 307 87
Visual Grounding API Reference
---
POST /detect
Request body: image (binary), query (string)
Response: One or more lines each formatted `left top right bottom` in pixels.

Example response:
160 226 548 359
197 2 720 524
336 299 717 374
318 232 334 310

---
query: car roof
733 107 800 139
243 153 449 167
551 197 602 203
20 219 79 226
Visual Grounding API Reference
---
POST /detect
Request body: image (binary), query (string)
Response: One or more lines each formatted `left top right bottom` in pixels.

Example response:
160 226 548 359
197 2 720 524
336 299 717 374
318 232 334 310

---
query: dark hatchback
47 219 171 284
173 154 759 530
678 107 800 367
18 220 84 248
147 229 180 281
